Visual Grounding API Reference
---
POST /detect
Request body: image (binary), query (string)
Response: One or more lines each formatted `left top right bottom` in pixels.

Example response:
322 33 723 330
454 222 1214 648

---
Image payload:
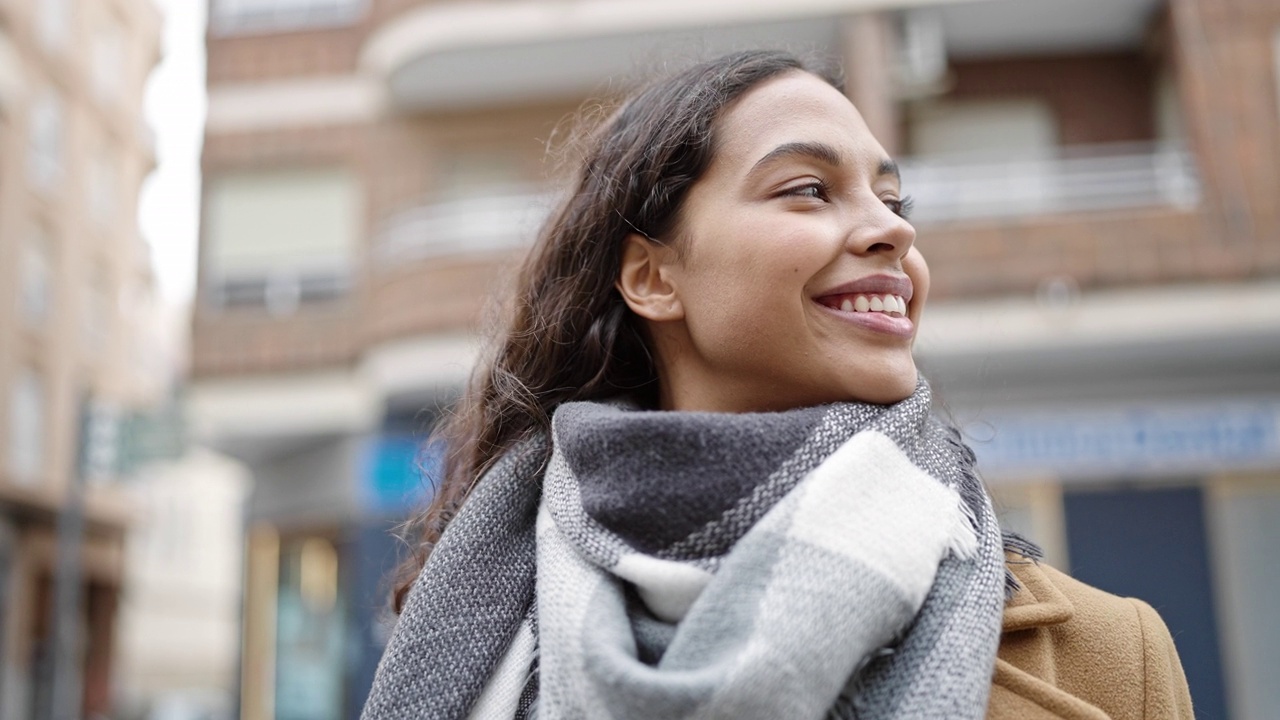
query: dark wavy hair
393 50 842 611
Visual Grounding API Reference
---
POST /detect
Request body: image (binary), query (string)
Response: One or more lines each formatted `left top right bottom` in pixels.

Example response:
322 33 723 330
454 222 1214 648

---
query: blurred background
0 0 1277 718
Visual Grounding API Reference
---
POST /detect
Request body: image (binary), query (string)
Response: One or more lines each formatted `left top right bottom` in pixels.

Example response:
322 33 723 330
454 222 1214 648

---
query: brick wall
206 26 368 84
192 309 360 375
366 254 521 343
917 206 1280 300
1171 0 1280 258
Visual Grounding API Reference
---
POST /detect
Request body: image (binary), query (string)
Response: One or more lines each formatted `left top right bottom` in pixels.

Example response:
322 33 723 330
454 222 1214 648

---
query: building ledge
361 0 1161 111
917 279 1280 406
0 481 131 535
360 0 853 110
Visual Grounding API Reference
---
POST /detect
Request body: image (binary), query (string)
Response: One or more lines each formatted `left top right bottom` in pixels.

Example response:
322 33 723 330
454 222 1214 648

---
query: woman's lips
813 298 915 338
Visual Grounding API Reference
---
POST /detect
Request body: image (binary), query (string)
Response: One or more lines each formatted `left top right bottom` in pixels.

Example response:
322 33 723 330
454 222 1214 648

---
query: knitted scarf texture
362 382 1014 719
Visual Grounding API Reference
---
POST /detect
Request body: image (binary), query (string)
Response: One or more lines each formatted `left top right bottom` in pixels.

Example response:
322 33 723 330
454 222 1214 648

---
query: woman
363 51 1193 720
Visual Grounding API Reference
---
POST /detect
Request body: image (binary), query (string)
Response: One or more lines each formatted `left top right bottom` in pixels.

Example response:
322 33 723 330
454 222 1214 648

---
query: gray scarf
363 382 1017 719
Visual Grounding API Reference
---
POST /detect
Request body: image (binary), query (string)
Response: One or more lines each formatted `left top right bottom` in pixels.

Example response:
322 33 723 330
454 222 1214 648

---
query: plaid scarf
363 381 1013 719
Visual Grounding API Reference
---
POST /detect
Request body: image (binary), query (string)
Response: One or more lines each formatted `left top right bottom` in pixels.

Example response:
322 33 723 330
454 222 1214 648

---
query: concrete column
840 12 901 156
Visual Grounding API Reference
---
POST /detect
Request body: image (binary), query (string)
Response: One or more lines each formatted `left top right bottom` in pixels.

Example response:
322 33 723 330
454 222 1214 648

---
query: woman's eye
884 195 915 220
782 181 829 200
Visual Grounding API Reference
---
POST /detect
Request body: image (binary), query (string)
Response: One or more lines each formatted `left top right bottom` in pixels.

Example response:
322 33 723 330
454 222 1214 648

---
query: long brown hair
393 50 842 612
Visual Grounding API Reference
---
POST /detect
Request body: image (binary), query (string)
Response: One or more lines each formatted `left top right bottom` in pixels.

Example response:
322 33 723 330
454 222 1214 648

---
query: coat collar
992 555 1111 720
1002 553 1073 632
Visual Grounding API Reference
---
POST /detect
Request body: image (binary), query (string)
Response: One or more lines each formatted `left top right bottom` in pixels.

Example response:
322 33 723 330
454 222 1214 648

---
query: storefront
977 397 1280 720
237 423 439 720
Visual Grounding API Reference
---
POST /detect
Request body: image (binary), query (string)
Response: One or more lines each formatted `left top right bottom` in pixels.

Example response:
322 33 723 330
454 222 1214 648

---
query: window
27 89 64 190
7 370 45 485
908 99 1058 159
37 0 72 52
211 0 365 35
91 18 126 103
20 224 54 327
204 169 361 313
435 148 526 199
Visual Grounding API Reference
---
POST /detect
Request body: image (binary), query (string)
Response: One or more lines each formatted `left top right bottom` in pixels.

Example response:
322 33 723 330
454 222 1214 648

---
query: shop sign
359 435 441 514
972 401 1280 479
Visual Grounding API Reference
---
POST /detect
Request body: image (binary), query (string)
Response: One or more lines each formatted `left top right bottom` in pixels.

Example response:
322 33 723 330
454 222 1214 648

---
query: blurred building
115 445 249 720
0 0 163 718
191 0 1280 718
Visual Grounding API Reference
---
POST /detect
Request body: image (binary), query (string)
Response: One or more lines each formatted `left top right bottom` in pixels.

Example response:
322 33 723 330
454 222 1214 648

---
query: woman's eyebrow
747 142 900 184
747 141 843 177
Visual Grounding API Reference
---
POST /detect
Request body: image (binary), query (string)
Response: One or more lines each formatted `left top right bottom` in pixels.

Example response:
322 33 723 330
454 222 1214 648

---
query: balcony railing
373 143 1202 261
898 142 1201 225
374 187 554 265
210 0 366 36
205 268 350 316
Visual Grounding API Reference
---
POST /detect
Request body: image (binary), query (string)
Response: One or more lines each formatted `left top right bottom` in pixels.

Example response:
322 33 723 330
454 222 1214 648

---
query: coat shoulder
992 558 1194 720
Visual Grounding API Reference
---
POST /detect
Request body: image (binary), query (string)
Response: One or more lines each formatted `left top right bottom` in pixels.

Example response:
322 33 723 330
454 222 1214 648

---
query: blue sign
359 435 442 514
971 401 1280 480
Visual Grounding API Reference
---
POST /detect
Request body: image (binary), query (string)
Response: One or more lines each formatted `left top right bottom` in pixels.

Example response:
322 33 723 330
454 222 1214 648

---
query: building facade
191 0 1280 718
0 0 163 718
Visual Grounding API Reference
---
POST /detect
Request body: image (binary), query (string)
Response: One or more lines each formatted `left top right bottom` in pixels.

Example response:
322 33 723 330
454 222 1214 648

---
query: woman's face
642 71 928 412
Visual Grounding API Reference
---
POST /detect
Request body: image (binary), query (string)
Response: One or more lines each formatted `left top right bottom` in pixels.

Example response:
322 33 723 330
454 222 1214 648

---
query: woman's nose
845 202 916 258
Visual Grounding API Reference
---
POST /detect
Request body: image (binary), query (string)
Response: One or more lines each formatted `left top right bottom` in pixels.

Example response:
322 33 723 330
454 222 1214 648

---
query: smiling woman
362 51 1192 720
616 72 928 411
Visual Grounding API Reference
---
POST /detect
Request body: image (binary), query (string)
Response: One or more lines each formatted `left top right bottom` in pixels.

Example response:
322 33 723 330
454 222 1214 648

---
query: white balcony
375 144 1199 262
899 142 1200 225
361 0 1161 111
204 267 351 315
373 186 554 264
210 0 367 36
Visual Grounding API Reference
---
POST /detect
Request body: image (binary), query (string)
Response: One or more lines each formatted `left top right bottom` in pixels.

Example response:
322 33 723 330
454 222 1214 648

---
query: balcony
362 0 1162 111
900 142 1200 226
210 0 367 37
206 269 352 315
365 187 552 343
372 143 1200 264
373 186 552 265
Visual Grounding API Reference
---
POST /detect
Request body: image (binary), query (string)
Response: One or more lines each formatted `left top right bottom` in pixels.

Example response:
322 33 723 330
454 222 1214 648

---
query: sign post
41 399 118 720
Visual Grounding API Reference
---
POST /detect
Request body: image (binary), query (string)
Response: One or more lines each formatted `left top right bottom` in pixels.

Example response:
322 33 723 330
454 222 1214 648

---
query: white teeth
829 293 908 315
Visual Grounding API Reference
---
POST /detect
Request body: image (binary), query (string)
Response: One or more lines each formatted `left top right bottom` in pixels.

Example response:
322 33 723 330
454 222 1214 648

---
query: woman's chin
838 365 919 406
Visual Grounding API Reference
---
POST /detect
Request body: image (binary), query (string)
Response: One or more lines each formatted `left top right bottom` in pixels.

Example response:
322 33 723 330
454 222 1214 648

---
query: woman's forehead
714 72 881 169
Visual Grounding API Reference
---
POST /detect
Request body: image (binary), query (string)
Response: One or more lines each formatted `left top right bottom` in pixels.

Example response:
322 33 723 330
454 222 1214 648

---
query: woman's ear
616 233 684 322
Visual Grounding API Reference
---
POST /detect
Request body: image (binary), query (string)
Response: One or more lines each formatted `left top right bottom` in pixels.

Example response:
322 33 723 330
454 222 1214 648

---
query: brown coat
988 553 1195 720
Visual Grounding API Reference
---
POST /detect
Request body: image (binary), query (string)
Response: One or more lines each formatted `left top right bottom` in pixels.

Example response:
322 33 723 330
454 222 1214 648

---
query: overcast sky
138 0 207 305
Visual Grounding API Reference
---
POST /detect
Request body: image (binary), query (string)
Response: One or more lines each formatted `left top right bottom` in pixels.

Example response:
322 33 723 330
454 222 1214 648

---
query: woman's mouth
816 293 909 317
814 293 914 337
